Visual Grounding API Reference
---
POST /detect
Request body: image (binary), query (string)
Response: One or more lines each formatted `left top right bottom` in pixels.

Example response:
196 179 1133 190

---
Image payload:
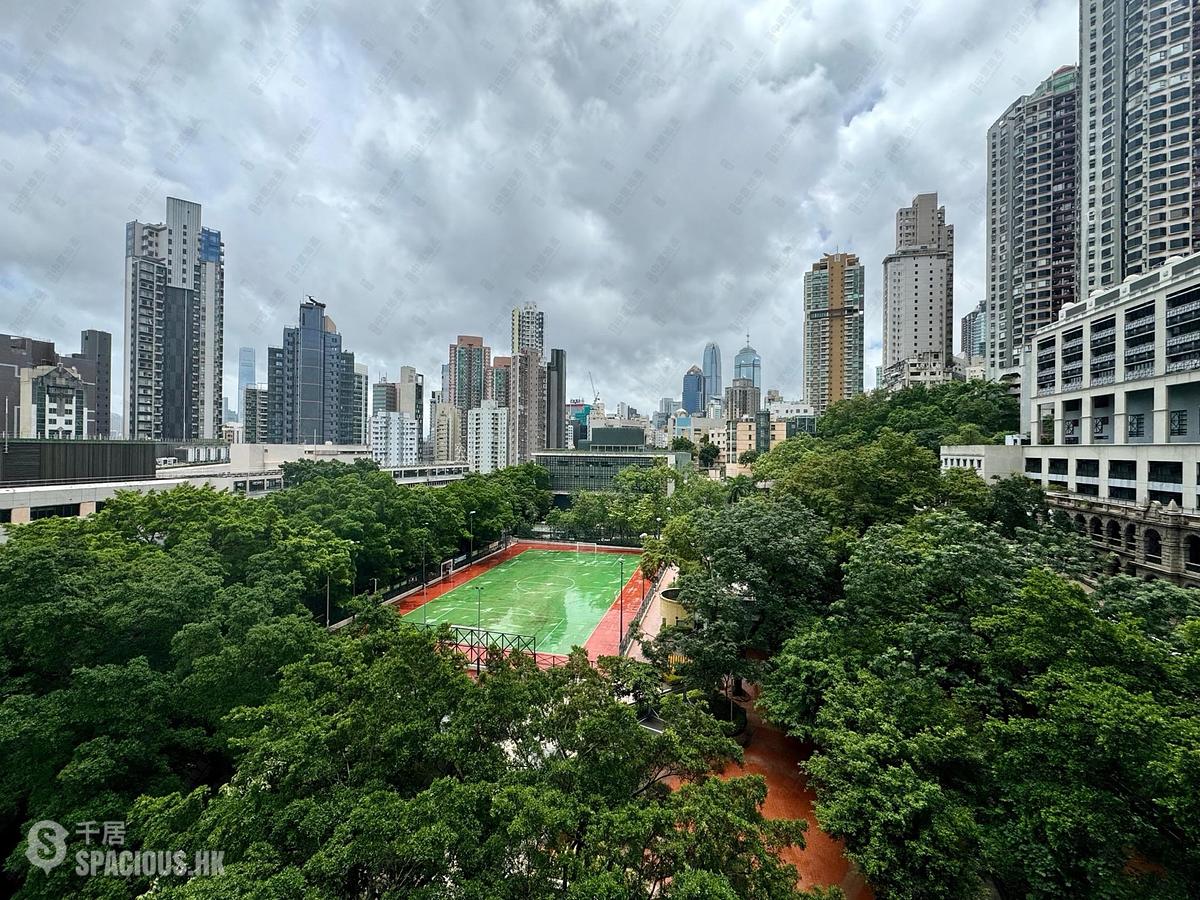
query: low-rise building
533 449 691 495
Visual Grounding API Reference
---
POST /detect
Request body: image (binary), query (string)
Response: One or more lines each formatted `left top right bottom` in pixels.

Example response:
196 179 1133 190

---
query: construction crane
588 371 600 405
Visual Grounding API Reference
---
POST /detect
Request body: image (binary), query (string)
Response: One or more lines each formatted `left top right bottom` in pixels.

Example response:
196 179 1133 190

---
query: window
1128 413 1146 438
1170 409 1188 435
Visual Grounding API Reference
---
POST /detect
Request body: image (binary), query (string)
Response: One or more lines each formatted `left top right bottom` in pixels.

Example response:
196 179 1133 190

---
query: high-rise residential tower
682 365 704 414
447 336 491 417
702 342 722 407
511 302 545 356
1080 0 1200 293
242 384 269 443
803 252 865 415
724 377 761 420
961 299 987 363
123 197 223 441
882 192 955 389
266 298 353 444
397 365 425 457
488 356 511 406
733 338 761 389
77 330 112 437
508 302 548 465
546 348 566 449
986 66 1080 377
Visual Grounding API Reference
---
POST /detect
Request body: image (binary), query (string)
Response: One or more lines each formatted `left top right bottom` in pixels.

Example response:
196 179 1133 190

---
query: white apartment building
882 193 955 390
1080 0 1199 294
369 412 419 468
946 252 1200 586
467 400 509 474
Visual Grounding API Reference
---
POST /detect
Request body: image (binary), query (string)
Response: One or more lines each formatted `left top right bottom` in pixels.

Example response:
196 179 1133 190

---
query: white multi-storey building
369 411 419 468
882 193 955 390
1080 0 1199 294
467 400 509 474
946 252 1200 586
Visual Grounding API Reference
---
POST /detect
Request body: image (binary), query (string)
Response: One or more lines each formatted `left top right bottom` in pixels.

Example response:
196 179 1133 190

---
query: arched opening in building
1090 516 1103 538
1185 535 1200 572
1106 520 1121 545
1124 523 1137 550
1073 514 1086 532
1144 529 1162 563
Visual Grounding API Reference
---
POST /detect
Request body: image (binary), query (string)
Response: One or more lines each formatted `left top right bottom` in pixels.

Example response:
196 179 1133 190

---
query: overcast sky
1 0 1078 418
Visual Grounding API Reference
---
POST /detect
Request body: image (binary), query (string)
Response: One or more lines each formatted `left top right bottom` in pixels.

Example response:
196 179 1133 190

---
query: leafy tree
122 625 815 898
698 438 721 469
670 436 698 456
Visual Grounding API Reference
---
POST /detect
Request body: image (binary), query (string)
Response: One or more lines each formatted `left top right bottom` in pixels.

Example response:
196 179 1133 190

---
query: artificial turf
401 548 639 654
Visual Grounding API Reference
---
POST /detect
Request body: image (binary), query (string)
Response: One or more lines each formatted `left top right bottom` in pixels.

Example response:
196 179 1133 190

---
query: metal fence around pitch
618 566 666 657
410 621 567 671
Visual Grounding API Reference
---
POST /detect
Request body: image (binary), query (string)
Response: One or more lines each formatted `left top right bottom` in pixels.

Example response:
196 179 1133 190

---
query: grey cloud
1 0 1076 414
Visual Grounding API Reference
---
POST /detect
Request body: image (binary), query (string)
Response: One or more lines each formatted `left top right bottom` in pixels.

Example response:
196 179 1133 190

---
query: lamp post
468 509 477 567
655 517 662 538
475 585 482 629
639 533 648 605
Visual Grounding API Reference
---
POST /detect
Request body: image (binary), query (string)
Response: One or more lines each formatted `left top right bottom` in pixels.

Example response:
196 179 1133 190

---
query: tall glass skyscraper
237 347 255 413
733 338 761 390
266 298 354 444
682 365 705 414
702 342 722 407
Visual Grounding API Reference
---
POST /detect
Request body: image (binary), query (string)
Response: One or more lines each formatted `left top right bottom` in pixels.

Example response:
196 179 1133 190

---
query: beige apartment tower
803 252 865 414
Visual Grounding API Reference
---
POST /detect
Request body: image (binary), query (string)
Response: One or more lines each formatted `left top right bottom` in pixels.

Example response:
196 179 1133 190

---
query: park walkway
718 705 873 898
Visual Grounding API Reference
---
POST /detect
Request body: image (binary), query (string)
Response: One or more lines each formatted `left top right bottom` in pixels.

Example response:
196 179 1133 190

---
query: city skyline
1 0 1080 416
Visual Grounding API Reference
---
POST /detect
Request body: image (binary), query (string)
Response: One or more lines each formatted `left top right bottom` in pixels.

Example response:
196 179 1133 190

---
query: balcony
1124 363 1155 380
1090 327 1116 343
1166 354 1200 374
1167 297 1200 325
1125 318 1156 337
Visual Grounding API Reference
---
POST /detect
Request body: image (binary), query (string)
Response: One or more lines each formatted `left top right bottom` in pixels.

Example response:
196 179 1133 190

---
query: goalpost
441 559 454 580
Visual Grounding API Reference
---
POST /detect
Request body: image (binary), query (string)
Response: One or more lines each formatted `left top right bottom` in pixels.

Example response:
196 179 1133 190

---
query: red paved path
720 706 873 898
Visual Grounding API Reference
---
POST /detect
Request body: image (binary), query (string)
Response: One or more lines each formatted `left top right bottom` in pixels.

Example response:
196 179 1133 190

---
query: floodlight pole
469 509 477 567
475 585 482 629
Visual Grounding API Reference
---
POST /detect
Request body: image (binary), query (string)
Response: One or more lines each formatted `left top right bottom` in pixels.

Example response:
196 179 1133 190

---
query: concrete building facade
985 67 1080 378
803 252 865 414
882 192 955 390
369 411 419 468
467 400 509 474
1080 0 1200 293
123 197 223 442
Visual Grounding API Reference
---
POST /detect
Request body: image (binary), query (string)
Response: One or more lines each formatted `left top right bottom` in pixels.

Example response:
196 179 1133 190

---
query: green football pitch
402 548 639 655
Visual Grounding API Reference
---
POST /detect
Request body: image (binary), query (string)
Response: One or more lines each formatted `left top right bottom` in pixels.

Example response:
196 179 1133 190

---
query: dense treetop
2 380 1197 898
